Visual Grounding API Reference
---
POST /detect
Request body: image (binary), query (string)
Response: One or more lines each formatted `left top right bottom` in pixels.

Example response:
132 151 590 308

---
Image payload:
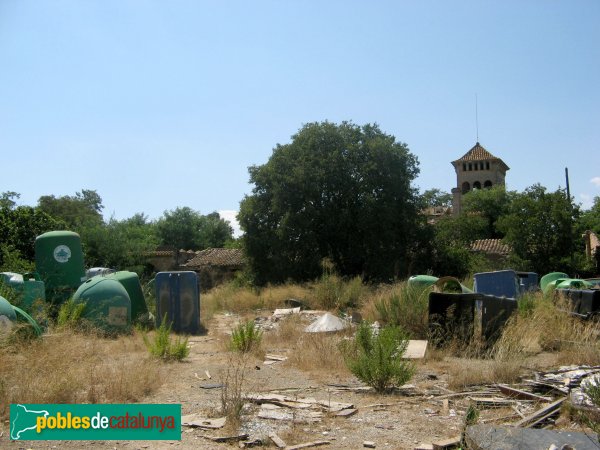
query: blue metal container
155 271 200 334
474 270 538 299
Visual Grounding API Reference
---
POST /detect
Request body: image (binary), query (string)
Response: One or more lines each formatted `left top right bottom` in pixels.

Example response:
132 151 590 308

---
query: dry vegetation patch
0 330 163 419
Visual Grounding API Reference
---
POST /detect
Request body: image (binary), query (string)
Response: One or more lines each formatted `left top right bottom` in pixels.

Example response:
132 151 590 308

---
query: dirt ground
0 312 584 450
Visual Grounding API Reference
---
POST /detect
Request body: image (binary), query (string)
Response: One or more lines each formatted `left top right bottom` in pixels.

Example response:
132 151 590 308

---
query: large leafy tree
461 186 513 239
0 193 66 270
156 207 233 250
497 184 579 274
238 121 422 284
83 213 159 274
37 189 104 231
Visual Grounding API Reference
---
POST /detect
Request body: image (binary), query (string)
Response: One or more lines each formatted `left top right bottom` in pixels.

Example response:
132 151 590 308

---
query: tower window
468 163 472 171
463 163 467 171
486 161 490 170
473 181 482 190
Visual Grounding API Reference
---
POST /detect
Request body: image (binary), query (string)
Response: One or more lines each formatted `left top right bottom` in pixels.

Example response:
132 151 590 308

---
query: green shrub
143 319 189 361
340 321 415 392
374 284 429 338
230 320 262 353
57 299 86 329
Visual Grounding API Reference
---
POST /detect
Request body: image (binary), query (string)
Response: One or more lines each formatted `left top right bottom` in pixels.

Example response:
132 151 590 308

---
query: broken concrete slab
304 312 347 333
465 424 600 450
403 340 428 359
181 415 226 429
257 405 323 423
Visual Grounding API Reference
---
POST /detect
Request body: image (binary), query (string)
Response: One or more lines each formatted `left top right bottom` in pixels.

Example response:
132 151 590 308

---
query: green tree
0 205 66 269
578 196 600 234
0 191 20 210
83 213 159 274
421 188 452 208
238 121 421 283
462 186 513 239
497 184 579 274
37 189 104 231
156 207 232 250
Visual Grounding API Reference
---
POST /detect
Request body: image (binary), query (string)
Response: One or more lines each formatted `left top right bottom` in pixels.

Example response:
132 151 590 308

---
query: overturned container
155 271 200 334
103 271 148 323
0 272 46 312
72 276 131 333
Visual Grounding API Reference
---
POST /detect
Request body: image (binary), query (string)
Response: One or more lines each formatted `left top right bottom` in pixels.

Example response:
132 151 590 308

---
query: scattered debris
469 397 515 408
304 312 347 333
205 370 212 379
513 398 565 428
496 384 552 402
431 436 461 449
335 408 358 417
199 383 225 389
464 424 600 450
363 441 376 448
203 433 250 443
181 415 226 429
273 307 301 316
268 432 287 448
286 440 330 450
246 393 354 412
257 405 323 423
265 353 288 361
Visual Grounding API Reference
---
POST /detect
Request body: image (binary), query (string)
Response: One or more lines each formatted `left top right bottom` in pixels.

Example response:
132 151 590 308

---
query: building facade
451 142 509 216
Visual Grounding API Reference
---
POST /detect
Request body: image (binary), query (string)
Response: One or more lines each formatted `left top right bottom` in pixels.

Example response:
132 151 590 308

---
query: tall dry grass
262 315 349 378
494 292 600 365
0 330 163 419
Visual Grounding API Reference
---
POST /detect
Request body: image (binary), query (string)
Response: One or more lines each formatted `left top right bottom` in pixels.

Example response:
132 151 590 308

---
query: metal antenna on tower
475 93 479 143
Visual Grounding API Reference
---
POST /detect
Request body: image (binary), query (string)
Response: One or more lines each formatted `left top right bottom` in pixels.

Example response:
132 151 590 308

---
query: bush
230 320 262 353
57 299 86 329
373 283 429 338
340 321 415 392
143 319 189 361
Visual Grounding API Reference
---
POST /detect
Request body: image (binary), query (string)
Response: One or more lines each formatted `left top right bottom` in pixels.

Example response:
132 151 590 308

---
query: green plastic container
104 271 148 322
408 275 439 290
73 276 131 332
540 272 569 293
0 272 46 311
0 295 17 333
35 231 86 304
555 279 593 290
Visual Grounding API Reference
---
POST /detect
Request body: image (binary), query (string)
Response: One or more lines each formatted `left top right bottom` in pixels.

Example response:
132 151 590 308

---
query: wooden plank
497 384 552 402
334 408 357 417
469 397 515 408
432 436 461 449
286 440 330 450
268 432 287 448
414 445 434 450
181 415 226 429
513 398 566 428
363 442 376 448
265 354 288 361
203 433 249 443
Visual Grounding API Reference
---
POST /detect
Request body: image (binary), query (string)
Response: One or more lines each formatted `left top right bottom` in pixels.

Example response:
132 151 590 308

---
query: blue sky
1 1 599 235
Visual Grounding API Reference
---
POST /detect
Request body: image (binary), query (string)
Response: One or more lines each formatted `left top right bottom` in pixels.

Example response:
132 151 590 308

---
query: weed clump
143 319 189 361
56 299 86 329
340 321 415 392
229 320 262 353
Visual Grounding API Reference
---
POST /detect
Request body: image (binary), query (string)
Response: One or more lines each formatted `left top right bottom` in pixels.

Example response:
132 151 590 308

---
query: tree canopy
156 207 233 250
239 121 422 284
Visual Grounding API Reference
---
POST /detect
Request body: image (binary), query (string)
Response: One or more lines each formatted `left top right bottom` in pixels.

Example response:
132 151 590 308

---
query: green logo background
10 403 181 440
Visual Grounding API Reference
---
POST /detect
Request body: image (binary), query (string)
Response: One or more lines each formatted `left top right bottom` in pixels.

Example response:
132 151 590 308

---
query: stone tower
451 142 509 216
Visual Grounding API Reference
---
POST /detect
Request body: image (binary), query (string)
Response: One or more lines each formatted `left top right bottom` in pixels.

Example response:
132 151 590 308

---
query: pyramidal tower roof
452 142 509 171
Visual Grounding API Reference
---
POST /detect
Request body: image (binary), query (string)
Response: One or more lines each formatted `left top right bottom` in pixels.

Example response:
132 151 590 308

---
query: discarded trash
304 312 347 333
273 307 301 316
181 415 226 429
